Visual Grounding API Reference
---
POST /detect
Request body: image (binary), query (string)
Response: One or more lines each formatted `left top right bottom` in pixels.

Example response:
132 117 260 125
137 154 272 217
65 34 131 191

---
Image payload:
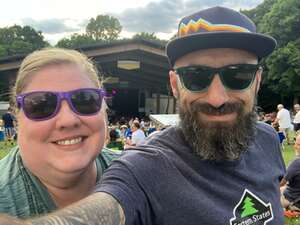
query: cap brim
166 32 277 66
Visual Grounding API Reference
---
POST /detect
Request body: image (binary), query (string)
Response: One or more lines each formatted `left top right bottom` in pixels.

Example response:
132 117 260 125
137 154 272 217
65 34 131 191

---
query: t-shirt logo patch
230 189 273 225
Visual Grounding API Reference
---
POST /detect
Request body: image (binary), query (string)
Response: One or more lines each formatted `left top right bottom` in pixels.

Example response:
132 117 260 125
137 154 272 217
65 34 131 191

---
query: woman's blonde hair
12 47 102 108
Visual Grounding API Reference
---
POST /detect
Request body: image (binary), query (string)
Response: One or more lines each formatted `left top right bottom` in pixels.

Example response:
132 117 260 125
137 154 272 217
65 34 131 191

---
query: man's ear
254 67 263 94
169 70 179 99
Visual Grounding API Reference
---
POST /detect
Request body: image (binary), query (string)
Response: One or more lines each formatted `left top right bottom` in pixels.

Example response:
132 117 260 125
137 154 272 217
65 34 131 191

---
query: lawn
0 141 299 224
282 143 299 225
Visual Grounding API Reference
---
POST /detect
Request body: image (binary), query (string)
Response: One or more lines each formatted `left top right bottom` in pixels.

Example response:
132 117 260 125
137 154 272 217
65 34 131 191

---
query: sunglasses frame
175 64 261 93
16 88 106 121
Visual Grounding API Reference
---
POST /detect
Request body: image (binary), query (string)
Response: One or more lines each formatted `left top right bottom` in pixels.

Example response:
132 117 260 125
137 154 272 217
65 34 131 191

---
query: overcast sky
0 0 264 44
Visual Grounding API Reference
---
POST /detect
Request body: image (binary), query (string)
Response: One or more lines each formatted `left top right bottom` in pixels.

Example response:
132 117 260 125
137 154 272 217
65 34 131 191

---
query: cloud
21 18 84 34
113 0 183 34
114 0 264 35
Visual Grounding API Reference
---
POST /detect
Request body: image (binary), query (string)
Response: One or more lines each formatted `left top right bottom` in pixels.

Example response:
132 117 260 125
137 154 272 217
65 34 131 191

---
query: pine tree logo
230 189 273 225
241 196 259 218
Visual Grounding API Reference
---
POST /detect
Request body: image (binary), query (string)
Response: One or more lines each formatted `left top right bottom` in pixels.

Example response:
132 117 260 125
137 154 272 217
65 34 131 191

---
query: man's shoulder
287 157 300 168
256 121 277 136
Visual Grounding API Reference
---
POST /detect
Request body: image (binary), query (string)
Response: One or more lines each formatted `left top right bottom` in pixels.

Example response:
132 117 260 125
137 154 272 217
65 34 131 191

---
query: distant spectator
275 104 292 145
293 104 300 132
1 107 16 143
280 135 300 211
125 121 145 148
106 128 123 150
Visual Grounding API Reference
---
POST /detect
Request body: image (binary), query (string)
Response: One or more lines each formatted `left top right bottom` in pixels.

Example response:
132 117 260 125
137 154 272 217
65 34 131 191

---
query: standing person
0 6 285 225
293 104 300 132
0 48 120 218
276 104 292 144
1 107 16 143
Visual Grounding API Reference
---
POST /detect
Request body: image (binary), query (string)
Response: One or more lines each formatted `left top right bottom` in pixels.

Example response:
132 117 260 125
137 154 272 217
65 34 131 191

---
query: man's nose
204 74 230 108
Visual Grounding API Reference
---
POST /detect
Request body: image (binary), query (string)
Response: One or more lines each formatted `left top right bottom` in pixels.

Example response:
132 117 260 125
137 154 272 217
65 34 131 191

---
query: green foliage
246 0 300 104
0 25 48 57
86 15 122 41
265 39 300 98
133 32 167 45
56 33 98 48
260 0 300 46
241 0 278 28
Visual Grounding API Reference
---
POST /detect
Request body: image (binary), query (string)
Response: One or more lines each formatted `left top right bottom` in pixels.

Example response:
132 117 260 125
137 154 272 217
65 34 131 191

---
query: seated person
106 128 123 150
280 135 300 211
0 48 120 218
124 121 145 148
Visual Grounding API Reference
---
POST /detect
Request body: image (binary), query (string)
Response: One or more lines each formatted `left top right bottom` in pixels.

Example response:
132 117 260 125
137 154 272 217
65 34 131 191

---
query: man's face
169 48 262 160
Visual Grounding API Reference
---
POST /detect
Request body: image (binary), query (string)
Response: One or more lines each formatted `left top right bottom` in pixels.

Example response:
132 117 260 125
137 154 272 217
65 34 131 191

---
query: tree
241 0 278 30
86 15 122 41
56 33 98 49
259 0 300 47
133 32 167 45
0 25 48 57
265 39 300 102
259 0 300 103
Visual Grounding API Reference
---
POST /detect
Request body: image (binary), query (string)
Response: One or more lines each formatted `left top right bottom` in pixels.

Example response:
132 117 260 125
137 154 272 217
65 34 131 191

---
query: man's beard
179 101 257 161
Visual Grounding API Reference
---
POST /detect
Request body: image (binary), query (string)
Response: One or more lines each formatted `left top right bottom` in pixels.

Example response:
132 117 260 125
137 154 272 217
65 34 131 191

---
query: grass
282 143 300 225
0 140 299 224
0 141 15 159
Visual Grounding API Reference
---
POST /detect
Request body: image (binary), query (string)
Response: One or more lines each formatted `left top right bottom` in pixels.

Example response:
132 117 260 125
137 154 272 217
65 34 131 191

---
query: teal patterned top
0 146 120 218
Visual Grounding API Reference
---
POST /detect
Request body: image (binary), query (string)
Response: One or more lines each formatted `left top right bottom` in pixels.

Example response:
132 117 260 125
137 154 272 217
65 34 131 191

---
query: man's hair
133 121 140 129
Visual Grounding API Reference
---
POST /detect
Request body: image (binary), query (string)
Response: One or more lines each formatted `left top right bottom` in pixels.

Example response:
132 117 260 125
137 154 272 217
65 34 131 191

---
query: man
0 6 285 225
276 104 292 144
293 104 300 132
1 107 16 144
280 134 300 211
125 121 146 148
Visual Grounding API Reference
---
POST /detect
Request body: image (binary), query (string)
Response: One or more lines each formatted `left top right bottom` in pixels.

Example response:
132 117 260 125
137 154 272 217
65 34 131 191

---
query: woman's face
17 64 106 178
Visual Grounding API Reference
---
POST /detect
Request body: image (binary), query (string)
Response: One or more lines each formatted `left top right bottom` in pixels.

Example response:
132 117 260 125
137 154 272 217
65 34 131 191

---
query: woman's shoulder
0 147 30 217
0 146 22 188
96 147 122 169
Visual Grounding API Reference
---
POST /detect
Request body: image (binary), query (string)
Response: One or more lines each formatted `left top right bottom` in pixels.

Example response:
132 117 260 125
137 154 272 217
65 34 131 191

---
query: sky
0 0 265 45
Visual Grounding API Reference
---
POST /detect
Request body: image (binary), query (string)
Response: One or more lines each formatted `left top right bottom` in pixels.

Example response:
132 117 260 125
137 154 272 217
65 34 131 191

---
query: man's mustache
190 101 244 116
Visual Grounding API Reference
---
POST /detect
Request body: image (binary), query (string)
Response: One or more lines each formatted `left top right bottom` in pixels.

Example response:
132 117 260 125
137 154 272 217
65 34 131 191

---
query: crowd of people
257 104 300 146
0 5 300 225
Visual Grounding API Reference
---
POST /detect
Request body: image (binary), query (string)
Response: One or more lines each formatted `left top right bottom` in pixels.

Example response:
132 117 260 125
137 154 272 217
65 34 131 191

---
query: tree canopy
86 15 122 41
56 33 98 49
243 0 300 107
260 0 300 104
0 25 48 57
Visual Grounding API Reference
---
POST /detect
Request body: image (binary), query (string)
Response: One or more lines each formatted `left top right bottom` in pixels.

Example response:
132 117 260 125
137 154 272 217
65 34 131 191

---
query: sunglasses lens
177 67 213 92
71 89 102 115
23 92 58 120
222 65 257 90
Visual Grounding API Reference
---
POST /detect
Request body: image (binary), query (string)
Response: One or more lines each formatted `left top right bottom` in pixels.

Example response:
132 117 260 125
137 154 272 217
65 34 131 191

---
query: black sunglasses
175 64 260 92
16 88 105 121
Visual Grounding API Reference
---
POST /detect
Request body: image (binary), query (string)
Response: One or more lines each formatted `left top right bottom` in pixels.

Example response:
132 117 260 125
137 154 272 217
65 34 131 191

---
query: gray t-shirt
97 122 285 225
283 156 300 207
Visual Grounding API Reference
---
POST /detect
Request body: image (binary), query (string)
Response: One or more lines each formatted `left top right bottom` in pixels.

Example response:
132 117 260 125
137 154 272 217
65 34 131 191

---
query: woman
0 48 120 218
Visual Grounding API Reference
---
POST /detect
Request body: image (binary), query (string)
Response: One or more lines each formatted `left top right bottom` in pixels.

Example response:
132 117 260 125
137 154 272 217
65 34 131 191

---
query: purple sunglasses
16 88 106 121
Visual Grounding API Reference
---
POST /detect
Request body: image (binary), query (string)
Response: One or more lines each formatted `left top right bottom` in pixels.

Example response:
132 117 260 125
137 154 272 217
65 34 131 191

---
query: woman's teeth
56 137 83 146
